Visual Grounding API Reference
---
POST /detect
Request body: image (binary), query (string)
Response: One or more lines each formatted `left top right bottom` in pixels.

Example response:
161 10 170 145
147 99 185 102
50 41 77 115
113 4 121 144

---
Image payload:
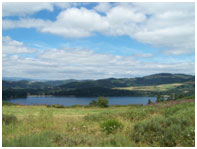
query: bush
89 100 98 106
132 114 194 146
3 131 57 147
148 99 152 104
88 97 109 108
71 104 84 108
97 97 109 108
2 101 17 106
46 104 52 108
52 104 65 108
100 119 123 134
2 114 17 125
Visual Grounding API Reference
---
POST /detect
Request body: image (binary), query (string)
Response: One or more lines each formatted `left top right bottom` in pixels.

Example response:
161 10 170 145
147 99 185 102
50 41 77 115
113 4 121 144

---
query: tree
148 99 152 104
160 96 164 102
174 93 178 100
97 97 109 107
178 94 184 99
89 100 98 106
156 93 161 103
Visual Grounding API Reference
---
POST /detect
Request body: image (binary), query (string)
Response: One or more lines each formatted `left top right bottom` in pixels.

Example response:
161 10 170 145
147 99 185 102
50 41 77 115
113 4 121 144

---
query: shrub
71 104 84 108
2 101 17 106
46 104 52 108
88 97 109 107
89 100 98 106
3 131 57 147
2 114 17 125
97 97 109 108
52 104 64 108
148 99 152 104
132 114 194 147
100 119 123 134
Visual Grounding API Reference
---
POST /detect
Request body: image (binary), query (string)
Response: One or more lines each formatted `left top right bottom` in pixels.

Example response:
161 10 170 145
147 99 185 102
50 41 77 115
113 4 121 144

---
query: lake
6 96 156 106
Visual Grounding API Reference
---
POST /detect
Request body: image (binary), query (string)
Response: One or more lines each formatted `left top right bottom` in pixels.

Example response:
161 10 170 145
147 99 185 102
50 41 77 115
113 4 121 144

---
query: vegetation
3 73 195 99
89 100 98 106
2 100 18 106
100 119 123 134
3 131 57 147
89 97 109 107
148 99 152 104
2 73 195 146
97 97 109 107
3 114 17 125
115 83 183 91
2 98 195 147
47 104 65 108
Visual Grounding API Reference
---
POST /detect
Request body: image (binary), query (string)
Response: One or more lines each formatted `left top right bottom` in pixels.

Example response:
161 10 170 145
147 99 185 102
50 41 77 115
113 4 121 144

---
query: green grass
114 83 183 92
2 100 18 106
2 98 195 147
3 131 58 147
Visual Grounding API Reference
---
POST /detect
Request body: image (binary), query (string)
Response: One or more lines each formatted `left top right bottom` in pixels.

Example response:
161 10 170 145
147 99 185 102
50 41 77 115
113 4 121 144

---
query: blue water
6 96 156 106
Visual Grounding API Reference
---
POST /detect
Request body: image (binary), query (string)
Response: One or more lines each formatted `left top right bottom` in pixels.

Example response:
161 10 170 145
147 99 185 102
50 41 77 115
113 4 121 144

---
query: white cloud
2 36 36 55
131 2 195 55
2 37 195 80
2 2 53 16
3 18 51 30
2 2 195 56
40 7 109 38
54 2 88 9
134 53 153 58
93 2 112 13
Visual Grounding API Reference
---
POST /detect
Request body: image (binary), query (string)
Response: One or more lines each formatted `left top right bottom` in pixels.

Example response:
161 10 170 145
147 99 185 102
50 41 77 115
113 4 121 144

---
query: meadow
2 98 195 147
114 83 183 92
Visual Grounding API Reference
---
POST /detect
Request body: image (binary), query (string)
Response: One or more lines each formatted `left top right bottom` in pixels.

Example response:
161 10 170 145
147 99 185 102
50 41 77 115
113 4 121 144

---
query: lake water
6 96 156 106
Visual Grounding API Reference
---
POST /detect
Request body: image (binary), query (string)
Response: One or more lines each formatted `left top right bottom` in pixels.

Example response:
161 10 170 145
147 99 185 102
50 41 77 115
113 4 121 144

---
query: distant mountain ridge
2 77 36 82
58 73 194 89
3 73 194 90
2 73 194 99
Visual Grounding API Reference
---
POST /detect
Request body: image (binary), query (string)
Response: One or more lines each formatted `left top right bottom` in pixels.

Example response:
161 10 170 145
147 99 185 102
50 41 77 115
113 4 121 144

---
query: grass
114 83 183 92
2 98 195 147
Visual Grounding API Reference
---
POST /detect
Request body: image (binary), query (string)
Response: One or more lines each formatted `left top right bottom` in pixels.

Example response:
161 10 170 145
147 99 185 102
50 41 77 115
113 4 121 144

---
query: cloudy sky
2 2 195 80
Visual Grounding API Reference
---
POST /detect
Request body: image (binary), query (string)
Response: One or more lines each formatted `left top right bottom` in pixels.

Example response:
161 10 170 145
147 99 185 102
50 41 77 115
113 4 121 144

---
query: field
2 98 195 147
114 83 183 92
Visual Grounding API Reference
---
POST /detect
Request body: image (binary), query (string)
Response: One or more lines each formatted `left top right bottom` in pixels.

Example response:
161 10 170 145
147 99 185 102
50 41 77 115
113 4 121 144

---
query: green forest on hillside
2 73 195 99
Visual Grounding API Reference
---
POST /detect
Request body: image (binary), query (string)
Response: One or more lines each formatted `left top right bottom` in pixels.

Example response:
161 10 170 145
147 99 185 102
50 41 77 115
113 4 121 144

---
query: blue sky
2 2 195 80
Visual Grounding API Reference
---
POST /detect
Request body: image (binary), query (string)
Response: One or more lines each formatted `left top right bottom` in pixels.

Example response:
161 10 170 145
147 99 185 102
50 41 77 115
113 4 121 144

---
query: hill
58 73 194 89
2 73 195 99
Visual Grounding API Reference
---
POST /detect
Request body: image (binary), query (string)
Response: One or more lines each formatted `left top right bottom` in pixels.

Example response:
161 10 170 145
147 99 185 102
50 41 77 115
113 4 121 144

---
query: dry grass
2 99 195 147
114 83 183 91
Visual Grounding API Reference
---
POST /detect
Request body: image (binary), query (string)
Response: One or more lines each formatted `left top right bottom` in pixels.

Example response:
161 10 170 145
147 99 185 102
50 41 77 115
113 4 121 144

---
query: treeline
2 73 195 100
52 87 156 97
3 89 27 100
3 86 194 100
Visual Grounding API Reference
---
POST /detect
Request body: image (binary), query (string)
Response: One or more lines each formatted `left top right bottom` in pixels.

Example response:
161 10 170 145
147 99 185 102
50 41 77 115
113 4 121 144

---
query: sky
2 2 195 80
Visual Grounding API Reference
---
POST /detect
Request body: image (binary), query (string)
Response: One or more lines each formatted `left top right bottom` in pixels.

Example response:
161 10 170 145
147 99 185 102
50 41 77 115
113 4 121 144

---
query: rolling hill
2 73 195 98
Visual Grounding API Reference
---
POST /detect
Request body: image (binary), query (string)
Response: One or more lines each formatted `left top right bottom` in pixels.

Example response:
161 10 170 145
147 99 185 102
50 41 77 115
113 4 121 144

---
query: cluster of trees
148 93 188 105
2 89 27 100
89 97 109 107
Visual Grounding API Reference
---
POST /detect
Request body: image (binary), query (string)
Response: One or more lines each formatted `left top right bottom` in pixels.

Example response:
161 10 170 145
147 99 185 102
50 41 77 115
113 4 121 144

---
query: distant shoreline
27 95 53 97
